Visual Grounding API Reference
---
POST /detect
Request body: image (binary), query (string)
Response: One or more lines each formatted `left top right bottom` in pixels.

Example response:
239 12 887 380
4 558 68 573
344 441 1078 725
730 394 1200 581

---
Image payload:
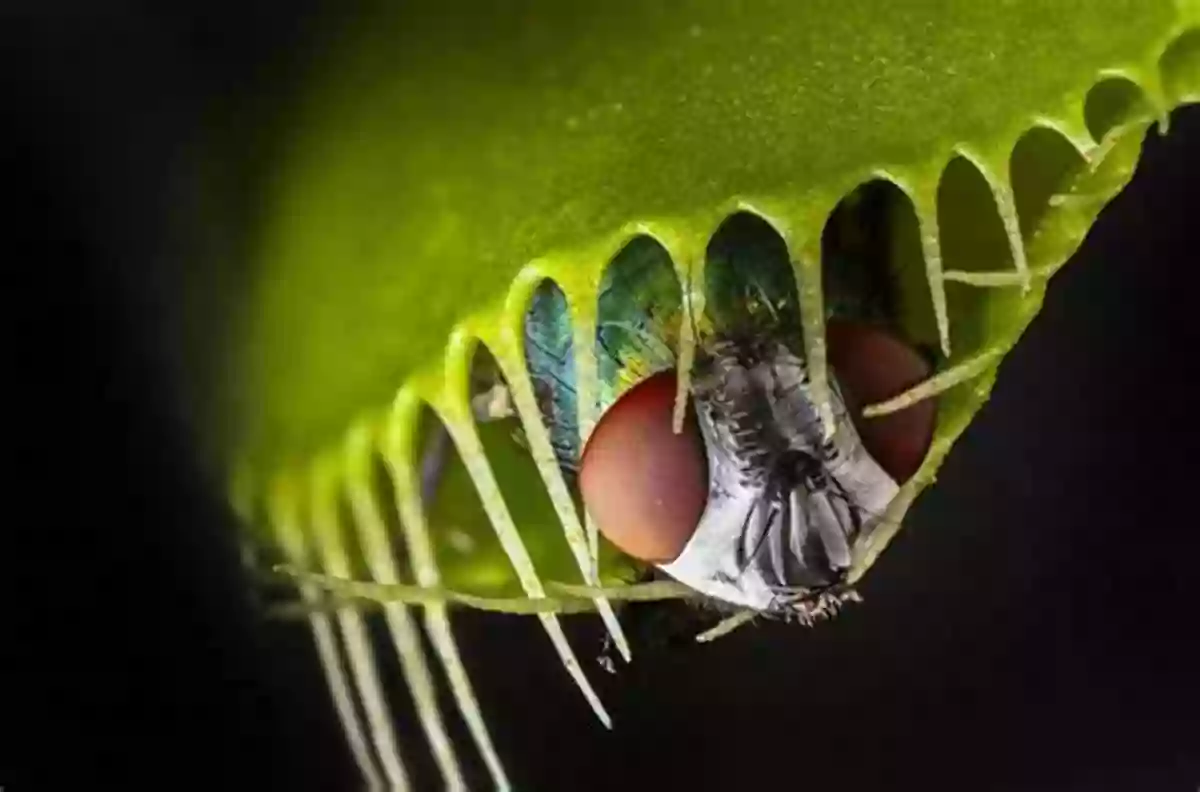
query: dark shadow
1010 125 1088 241
1085 76 1153 142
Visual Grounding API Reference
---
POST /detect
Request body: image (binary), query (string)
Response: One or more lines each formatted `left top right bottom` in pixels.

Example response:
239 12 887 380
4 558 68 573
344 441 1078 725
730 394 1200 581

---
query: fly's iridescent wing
522 282 583 475
594 238 683 410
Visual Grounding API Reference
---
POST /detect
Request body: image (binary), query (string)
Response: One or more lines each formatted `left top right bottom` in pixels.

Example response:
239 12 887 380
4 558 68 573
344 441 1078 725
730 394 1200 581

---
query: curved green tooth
506 272 633 660
309 456 411 790
431 331 612 728
384 388 512 791
266 474 385 789
343 423 466 792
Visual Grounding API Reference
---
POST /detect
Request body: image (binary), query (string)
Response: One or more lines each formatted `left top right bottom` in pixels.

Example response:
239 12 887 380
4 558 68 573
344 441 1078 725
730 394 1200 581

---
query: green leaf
191 2 1199 787
210 1 1194 476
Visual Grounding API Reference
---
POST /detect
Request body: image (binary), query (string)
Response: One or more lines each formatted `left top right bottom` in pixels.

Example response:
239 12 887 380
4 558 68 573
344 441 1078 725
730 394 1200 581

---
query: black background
7 5 1200 790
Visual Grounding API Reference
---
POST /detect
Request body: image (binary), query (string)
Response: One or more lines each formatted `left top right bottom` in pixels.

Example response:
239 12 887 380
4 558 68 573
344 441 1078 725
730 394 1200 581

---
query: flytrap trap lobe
491 194 939 632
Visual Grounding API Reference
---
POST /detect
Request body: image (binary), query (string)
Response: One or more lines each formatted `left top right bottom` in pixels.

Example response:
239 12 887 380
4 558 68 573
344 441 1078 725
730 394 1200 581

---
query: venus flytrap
199 3 1198 788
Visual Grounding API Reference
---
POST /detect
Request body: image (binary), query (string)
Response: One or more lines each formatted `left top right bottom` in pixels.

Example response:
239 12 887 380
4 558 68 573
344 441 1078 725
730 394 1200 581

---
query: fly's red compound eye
579 372 707 564
825 318 936 484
